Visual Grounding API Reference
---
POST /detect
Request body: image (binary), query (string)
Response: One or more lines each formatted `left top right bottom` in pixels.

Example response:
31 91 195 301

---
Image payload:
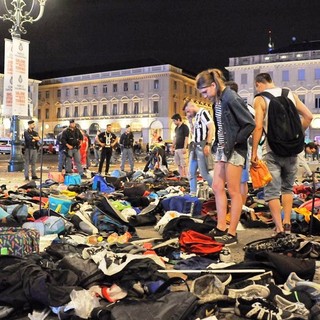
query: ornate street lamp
0 0 47 172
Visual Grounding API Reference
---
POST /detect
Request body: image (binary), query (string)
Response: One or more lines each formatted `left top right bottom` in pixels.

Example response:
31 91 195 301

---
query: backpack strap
281 88 289 98
255 91 275 100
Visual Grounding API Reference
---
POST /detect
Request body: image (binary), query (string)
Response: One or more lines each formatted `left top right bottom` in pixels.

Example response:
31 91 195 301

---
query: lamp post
0 0 47 172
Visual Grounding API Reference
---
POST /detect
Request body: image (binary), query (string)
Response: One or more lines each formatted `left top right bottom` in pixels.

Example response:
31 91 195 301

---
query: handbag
250 160 272 189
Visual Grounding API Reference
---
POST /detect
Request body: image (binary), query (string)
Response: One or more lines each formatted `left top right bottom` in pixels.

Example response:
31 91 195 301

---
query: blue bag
161 195 202 216
92 175 115 193
64 173 81 186
48 196 73 215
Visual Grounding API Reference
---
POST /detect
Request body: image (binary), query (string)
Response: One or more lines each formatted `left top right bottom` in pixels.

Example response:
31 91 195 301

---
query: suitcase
0 227 40 257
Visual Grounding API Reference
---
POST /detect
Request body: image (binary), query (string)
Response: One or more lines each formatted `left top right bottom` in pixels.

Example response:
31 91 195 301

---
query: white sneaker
274 295 309 319
283 272 305 291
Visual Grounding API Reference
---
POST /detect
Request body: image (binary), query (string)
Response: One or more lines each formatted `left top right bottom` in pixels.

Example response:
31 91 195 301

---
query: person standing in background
61 119 86 178
171 113 190 177
56 125 67 172
120 125 134 172
251 73 313 235
196 69 255 246
183 99 214 196
83 129 92 169
98 124 118 175
24 120 40 181
79 129 89 172
93 130 101 167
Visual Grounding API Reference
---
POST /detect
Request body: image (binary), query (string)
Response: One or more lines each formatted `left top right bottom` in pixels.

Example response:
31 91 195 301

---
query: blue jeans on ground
189 145 213 194
121 148 134 171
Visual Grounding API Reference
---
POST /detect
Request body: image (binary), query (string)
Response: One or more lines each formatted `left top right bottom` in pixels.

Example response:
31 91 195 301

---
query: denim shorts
263 152 298 201
215 148 245 166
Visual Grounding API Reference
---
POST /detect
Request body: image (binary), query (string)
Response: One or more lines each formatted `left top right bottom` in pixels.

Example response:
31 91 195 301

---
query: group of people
169 69 313 246
23 68 314 248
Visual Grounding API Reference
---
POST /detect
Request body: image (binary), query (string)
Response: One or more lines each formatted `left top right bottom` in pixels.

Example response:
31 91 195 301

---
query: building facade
226 47 320 142
38 64 210 145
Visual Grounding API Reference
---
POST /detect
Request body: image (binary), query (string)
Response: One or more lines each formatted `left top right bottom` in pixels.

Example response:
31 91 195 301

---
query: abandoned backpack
256 88 304 157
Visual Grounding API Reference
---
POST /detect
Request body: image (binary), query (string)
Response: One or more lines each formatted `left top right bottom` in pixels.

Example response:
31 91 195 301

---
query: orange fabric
250 160 272 189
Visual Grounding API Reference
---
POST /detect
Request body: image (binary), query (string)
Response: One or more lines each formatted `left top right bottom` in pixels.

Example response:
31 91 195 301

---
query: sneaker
235 297 295 320
268 283 313 309
228 271 274 290
274 295 309 319
227 284 270 300
283 223 291 234
283 272 305 291
295 281 320 302
208 227 227 239
218 233 238 246
190 273 228 303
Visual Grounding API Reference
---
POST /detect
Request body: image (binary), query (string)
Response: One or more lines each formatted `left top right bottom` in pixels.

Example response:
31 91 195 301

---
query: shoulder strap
281 88 289 98
256 91 276 100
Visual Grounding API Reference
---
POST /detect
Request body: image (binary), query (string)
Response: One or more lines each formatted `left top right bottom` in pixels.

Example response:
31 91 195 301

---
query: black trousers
98 147 113 174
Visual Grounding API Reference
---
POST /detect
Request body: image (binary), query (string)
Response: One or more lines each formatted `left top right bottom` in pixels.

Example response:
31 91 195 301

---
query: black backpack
255 89 304 157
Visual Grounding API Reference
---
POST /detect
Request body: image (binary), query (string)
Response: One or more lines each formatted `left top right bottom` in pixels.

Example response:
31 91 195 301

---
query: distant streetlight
0 0 47 172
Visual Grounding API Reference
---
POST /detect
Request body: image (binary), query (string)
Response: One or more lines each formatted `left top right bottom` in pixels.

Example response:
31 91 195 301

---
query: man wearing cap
97 124 118 175
61 119 86 178
24 120 40 180
120 125 134 172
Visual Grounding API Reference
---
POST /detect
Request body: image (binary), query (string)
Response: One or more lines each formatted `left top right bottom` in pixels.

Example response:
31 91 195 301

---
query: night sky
0 0 319 79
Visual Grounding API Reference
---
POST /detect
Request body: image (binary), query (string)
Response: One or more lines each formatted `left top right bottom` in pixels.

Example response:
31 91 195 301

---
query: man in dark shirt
61 119 86 178
171 113 190 177
98 124 118 175
119 125 134 172
24 120 40 181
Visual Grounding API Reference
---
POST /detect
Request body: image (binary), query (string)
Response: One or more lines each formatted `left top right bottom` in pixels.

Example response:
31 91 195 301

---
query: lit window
134 82 139 91
93 86 98 94
103 85 107 93
74 106 78 117
154 80 159 89
65 107 70 118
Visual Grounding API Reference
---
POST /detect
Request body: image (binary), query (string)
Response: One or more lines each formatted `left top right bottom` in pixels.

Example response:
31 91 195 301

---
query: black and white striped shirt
193 109 213 143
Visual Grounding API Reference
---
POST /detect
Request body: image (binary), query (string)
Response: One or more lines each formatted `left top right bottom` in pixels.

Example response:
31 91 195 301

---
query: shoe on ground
228 271 274 290
24 177 30 181
274 294 310 319
235 297 296 320
81 174 88 179
268 283 313 309
283 223 291 234
31 176 40 180
295 281 320 302
190 273 228 303
218 233 238 246
283 272 305 291
227 284 270 300
208 227 228 239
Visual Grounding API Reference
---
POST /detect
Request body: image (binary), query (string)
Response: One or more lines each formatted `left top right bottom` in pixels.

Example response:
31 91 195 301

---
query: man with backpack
251 73 313 236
